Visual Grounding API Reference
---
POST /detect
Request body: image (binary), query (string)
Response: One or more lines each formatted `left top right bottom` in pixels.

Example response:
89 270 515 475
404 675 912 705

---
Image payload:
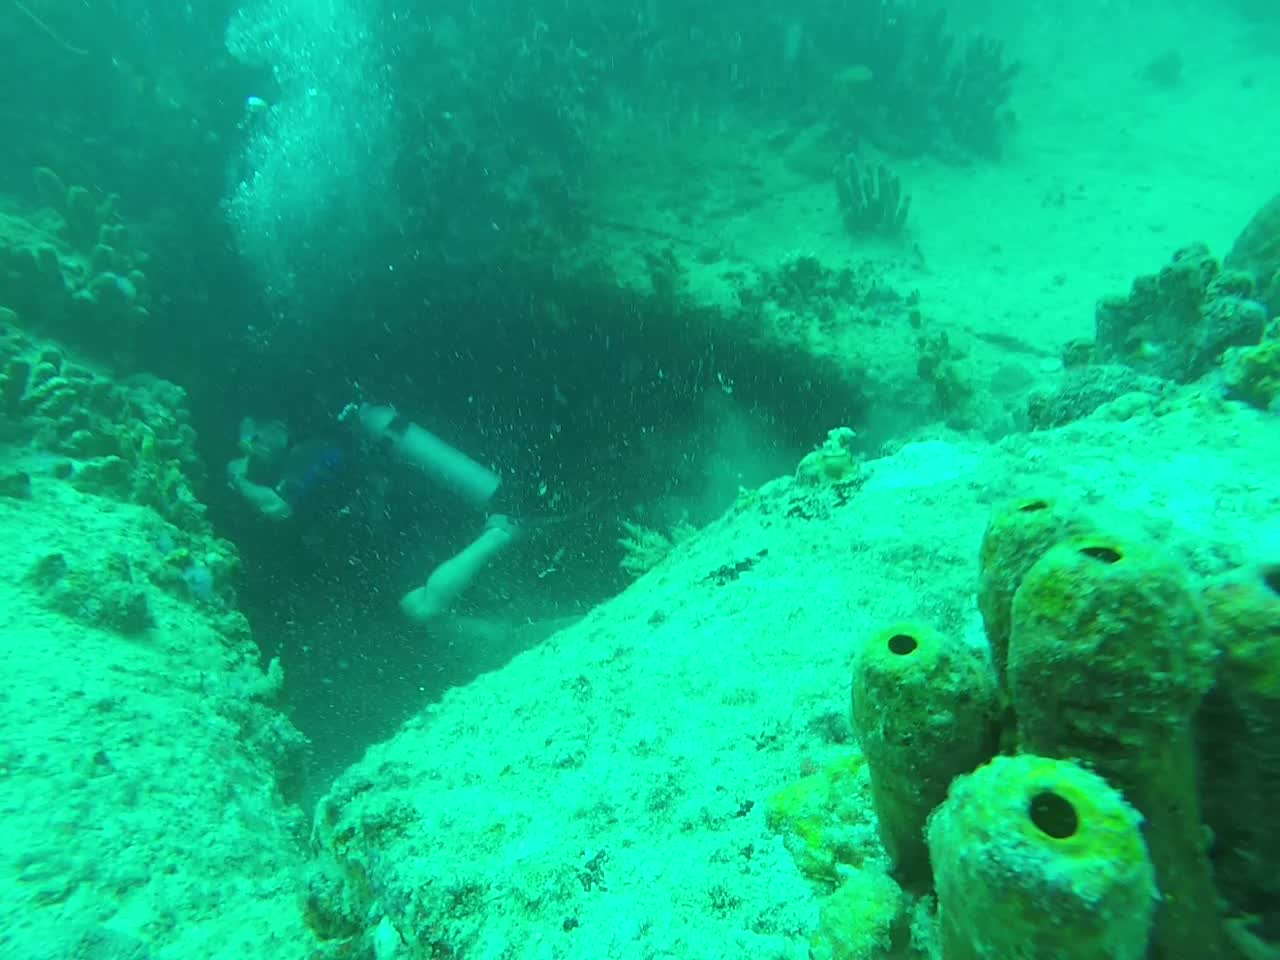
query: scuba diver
227 402 519 623
227 417 339 522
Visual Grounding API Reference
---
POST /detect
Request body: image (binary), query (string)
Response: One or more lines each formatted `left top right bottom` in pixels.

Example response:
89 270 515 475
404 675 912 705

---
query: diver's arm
227 457 293 521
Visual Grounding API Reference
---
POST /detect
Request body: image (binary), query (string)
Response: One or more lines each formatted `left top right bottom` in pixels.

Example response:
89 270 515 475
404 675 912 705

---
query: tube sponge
976 494 1091 685
926 754 1157 960
1197 563 1280 917
1007 533 1225 960
851 623 999 889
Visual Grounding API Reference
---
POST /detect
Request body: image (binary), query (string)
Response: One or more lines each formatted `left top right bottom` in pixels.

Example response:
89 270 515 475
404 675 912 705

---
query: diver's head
239 416 290 484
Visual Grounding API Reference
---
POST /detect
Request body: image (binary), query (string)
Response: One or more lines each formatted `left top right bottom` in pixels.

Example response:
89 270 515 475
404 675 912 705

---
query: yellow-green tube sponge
1198 563 1280 916
926 754 1157 960
1007 534 1224 960
851 623 999 890
976 495 1091 685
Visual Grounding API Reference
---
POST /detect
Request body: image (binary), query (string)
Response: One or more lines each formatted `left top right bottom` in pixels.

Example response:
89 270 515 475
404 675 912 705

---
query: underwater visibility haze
0 0 1278 957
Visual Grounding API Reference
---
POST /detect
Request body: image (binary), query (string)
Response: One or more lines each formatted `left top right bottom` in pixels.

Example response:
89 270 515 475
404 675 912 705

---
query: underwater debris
8 0 88 56
1139 50 1185 88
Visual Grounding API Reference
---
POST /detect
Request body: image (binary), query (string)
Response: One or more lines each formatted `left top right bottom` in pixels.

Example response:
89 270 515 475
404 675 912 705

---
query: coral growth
764 753 879 887
617 516 696 577
915 330 974 421
1094 243 1267 383
0 325 207 532
1 167 152 360
795 427 861 487
1025 363 1170 429
835 155 911 237
1221 320 1280 411
810 867 912 960
821 5 1019 159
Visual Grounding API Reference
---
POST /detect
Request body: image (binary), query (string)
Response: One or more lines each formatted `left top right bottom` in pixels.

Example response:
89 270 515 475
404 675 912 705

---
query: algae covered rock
764 753 880 887
1221 318 1280 411
926 754 1157 960
26 550 153 635
809 867 911 960
1225 192 1280 318
1025 363 1169 429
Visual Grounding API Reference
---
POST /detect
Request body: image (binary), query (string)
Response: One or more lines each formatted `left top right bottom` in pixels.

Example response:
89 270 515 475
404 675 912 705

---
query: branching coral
835 155 910 237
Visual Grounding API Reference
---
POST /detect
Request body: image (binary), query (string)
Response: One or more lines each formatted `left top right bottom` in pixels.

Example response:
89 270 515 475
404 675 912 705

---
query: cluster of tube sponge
851 495 1279 960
